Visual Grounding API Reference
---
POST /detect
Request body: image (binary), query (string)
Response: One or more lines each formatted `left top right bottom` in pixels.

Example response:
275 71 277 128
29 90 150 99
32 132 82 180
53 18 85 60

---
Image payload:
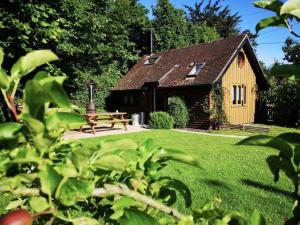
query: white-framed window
232 85 237 104
232 84 247 105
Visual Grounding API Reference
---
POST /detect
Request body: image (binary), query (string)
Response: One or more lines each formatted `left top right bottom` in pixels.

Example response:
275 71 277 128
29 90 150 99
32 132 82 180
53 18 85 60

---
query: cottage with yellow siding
107 34 267 129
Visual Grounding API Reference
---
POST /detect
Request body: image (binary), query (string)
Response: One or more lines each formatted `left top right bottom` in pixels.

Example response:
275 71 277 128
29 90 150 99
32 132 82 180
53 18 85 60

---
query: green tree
283 37 300 64
188 23 220 44
151 0 189 51
0 0 67 71
0 0 150 111
185 0 241 38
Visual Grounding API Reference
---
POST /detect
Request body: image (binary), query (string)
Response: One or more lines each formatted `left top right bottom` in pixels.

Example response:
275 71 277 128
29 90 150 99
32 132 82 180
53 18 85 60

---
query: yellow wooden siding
221 50 257 125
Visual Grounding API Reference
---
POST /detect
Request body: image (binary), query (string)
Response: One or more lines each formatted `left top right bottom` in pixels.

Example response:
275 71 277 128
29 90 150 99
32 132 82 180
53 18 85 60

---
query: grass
79 129 295 224
211 124 300 137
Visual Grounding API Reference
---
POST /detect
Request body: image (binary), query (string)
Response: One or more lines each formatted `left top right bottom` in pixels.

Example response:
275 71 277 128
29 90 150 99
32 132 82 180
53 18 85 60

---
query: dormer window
144 55 161 65
187 63 205 77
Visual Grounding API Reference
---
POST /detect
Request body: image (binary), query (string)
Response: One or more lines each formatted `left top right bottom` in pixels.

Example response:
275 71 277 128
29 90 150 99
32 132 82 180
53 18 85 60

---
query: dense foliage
168 97 189 128
0 0 149 110
260 76 300 127
149 112 174 129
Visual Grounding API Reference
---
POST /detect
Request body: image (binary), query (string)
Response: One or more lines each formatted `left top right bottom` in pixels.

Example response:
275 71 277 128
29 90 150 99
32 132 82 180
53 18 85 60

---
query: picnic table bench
80 112 131 134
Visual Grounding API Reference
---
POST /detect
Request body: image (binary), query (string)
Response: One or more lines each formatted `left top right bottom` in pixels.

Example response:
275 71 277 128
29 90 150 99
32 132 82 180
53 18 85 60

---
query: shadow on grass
241 179 294 199
203 179 231 191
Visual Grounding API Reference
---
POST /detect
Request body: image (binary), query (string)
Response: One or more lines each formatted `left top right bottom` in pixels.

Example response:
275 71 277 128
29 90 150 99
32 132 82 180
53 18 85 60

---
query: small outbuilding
107 34 267 129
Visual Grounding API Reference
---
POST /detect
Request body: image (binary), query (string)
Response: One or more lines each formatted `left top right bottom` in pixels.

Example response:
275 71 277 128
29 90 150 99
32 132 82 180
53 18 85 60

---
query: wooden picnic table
80 112 130 134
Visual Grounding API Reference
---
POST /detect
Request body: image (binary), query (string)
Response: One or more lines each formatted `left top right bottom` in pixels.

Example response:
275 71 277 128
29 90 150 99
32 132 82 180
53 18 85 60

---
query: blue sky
139 0 300 67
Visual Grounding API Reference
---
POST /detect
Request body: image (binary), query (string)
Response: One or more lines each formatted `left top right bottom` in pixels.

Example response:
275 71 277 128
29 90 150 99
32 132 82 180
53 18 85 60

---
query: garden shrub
168 96 189 128
149 111 174 129
260 77 300 127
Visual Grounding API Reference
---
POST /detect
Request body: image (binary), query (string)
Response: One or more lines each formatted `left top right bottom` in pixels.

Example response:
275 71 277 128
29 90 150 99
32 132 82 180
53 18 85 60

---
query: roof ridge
149 34 246 56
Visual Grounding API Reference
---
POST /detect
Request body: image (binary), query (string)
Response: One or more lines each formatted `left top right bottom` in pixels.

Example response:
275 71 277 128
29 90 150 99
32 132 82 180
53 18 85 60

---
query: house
107 34 267 129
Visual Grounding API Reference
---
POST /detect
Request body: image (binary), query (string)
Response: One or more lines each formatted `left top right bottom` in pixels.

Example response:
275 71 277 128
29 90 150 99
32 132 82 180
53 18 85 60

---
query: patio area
63 124 149 140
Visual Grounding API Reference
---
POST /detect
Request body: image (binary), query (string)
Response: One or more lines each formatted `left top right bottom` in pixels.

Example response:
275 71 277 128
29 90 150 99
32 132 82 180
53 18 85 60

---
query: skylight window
144 55 160 65
187 63 205 77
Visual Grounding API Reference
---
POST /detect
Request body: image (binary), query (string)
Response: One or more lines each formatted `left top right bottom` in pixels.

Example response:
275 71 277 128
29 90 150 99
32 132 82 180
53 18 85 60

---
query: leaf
254 0 283 14
22 117 45 135
5 199 26 210
35 71 67 86
276 133 300 146
120 208 160 225
250 209 267 225
0 122 23 149
222 212 247 225
29 196 49 212
178 216 195 225
39 164 61 196
57 178 94 206
280 0 300 20
46 112 85 131
279 157 297 179
0 122 23 140
72 217 99 225
138 139 156 154
0 69 11 90
99 139 138 156
41 79 70 108
11 50 59 79
237 135 293 159
154 177 192 207
111 197 137 220
293 145 300 166
266 156 280 182
10 147 42 164
0 48 3 67
54 162 78 177
23 80 50 120
255 16 287 33
153 148 202 168
92 155 126 171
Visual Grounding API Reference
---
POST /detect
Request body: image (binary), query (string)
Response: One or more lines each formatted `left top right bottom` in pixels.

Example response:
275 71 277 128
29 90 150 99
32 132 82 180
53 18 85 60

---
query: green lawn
211 124 300 137
79 130 294 224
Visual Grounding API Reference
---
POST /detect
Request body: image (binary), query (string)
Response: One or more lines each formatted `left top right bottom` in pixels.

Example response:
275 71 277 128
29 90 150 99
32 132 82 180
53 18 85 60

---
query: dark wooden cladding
106 86 211 127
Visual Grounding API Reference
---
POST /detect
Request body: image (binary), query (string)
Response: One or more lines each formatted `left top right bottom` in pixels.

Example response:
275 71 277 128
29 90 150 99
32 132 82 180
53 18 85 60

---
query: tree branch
93 184 184 219
0 184 185 220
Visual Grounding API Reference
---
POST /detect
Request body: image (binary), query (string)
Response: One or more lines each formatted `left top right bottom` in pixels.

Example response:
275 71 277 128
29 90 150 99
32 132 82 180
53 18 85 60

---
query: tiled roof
113 35 261 90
